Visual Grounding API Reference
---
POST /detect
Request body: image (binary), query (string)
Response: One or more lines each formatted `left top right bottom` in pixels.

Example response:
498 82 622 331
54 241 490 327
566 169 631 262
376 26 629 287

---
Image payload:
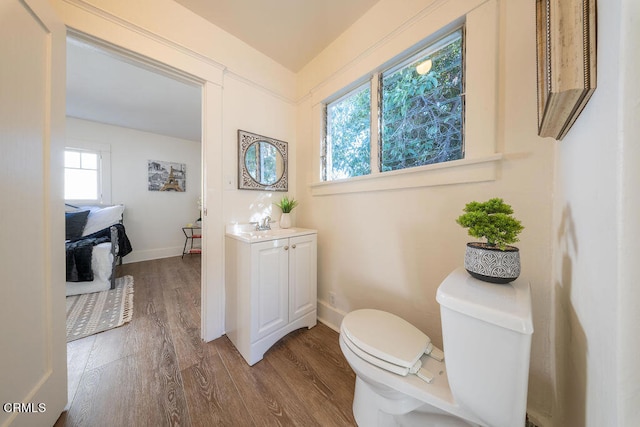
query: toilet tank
436 268 533 427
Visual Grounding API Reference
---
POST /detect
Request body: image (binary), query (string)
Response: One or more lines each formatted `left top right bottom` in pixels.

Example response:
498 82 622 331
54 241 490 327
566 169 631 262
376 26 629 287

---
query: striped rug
66 275 134 342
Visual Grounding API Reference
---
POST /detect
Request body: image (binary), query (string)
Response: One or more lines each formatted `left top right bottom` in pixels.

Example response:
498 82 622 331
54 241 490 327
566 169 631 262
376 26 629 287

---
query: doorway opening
64 31 207 406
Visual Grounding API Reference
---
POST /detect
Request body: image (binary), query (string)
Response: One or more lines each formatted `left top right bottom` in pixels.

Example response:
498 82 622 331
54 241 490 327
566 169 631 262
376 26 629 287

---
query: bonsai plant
456 198 524 284
274 196 298 229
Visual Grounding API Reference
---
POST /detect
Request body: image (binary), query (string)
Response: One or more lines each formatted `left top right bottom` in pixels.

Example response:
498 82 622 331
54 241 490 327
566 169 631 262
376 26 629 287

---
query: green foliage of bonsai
456 198 524 250
274 196 299 213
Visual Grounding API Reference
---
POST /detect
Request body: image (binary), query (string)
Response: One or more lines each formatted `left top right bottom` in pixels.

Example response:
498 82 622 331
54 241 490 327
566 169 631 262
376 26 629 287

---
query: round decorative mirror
244 141 284 186
238 130 288 191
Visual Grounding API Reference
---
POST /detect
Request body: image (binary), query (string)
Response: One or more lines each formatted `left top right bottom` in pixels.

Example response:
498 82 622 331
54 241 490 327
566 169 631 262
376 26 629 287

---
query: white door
288 234 317 321
251 239 289 340
0 1 67 426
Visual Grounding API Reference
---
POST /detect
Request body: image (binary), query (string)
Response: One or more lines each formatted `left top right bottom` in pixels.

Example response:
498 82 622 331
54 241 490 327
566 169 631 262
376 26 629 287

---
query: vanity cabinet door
251 239 289 340
288 234 317 322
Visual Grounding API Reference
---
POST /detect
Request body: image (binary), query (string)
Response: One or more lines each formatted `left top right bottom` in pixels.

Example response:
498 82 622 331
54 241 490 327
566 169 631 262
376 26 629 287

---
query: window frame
378 28 465 173
321 26 466 182
310 2 501 196
322 81 372 182
64 142 112 205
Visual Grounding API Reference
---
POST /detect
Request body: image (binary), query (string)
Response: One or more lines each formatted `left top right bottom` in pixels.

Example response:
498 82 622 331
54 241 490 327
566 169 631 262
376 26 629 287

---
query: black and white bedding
65 224 132 282
65 205 132 296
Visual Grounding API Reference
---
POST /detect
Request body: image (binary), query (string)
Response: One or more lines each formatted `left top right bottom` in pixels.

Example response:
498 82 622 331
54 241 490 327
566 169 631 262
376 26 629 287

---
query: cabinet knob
292 244 297 249
284 245 289 250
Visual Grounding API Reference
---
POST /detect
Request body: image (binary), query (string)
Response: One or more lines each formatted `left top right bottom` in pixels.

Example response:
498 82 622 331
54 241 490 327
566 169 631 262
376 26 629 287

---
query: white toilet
339 267 533 427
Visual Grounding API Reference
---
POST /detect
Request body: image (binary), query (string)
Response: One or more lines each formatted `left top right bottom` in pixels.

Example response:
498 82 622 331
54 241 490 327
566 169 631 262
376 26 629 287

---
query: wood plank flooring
55 256 357 426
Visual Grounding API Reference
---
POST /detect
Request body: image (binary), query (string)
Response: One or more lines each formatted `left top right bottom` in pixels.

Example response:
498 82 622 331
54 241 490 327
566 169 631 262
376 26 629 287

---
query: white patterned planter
464 243 520 284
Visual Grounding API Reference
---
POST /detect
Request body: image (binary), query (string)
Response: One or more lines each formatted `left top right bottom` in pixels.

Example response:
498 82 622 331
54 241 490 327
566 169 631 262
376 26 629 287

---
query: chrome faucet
256 216 271 231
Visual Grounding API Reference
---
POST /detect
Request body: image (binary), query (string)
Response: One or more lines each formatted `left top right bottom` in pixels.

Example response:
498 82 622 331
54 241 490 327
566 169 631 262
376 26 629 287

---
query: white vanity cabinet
225 228 317 366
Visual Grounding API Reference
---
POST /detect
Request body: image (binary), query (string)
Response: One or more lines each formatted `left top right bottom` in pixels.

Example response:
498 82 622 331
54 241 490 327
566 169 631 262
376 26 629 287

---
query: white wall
66 117 202 262
296 0 555 421
221 74 297 226
551 0 640 426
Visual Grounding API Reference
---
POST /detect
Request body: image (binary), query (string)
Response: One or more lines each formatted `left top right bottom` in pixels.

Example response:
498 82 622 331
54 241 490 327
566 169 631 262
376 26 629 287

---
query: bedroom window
64 148 101 202
321 27 465 181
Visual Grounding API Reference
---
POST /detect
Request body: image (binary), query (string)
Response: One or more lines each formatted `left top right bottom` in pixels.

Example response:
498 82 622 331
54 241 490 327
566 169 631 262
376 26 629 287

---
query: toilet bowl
339 268 533 427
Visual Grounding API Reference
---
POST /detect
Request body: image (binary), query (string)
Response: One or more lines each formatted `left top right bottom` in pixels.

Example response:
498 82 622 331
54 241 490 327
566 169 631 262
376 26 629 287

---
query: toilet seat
340 309 444 383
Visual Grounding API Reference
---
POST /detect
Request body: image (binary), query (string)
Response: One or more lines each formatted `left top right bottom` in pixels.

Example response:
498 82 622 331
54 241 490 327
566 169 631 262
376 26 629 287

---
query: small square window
65 169 98 200
64 151 81 169
81 152 98 170
64 149 100 201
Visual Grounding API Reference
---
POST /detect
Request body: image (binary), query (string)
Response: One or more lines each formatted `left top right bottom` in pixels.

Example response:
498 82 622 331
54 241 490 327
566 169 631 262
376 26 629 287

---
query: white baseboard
317 299 347 332
122 246 184 264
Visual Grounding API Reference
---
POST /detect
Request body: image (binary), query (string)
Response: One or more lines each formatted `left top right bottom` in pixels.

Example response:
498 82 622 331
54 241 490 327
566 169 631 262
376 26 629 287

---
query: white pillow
82 205 125 236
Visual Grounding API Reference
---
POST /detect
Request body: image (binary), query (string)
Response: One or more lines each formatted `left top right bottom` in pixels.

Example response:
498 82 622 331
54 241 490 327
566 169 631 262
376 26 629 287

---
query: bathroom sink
233 228 300 241
243 228 297 238
262 228 298 235
226 225 317 243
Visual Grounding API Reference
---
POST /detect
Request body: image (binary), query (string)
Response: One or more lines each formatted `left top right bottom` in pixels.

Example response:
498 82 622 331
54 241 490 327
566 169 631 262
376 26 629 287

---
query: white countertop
225 224 317 243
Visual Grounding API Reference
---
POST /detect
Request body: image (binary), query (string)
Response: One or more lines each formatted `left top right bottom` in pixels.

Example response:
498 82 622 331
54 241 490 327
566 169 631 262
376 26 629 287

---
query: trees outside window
324 84 371 181
380 30 464 171
322 28 464 180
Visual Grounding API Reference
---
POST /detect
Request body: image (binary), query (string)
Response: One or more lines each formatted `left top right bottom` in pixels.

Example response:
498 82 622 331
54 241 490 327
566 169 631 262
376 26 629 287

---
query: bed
65 204 132 296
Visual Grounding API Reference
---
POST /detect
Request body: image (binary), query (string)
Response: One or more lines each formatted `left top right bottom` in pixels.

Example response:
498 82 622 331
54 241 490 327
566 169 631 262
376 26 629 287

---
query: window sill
310 154 503 196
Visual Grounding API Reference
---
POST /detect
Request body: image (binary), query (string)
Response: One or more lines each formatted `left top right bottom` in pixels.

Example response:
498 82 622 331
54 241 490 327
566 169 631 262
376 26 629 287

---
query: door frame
62 24 226 341
0 0 67 425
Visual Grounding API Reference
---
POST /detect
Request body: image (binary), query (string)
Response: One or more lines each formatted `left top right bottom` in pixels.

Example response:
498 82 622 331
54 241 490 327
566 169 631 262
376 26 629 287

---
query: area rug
66 275 134 342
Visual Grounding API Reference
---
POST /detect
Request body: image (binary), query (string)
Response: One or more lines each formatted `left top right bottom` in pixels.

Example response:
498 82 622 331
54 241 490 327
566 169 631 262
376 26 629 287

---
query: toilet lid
341 309 431 369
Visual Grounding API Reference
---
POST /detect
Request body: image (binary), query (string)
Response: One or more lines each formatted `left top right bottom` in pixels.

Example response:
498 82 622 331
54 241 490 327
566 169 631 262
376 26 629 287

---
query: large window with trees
322 28 464 182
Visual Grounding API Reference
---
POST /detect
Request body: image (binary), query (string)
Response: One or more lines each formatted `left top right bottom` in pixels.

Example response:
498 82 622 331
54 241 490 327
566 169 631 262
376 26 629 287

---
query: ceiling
66 0 381 141
174 0 381 72
66 38 202 142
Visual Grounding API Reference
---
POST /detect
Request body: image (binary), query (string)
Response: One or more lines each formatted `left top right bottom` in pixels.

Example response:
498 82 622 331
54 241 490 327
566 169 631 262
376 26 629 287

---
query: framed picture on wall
536 0 597 140
148 160 186 192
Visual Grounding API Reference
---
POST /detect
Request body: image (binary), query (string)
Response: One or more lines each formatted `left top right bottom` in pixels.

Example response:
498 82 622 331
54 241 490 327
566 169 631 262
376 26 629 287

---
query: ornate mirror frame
536 0 596 140
238 129 288 191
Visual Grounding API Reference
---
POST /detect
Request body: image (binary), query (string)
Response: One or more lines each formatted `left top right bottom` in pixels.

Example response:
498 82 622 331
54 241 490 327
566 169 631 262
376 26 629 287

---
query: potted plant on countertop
456 198 524 284
274 196 298 229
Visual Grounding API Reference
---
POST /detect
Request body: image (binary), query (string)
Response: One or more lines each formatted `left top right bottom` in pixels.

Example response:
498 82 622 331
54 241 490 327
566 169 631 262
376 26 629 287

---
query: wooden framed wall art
536 0 597 140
